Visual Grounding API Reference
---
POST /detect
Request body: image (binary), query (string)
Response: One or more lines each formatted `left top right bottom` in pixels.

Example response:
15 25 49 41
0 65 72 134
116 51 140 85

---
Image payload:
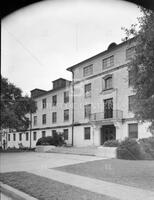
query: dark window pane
128 124 138 138
85 83 91 98
84 104 91 118
84 127 90 140
42 131 46 137
63 129 68 140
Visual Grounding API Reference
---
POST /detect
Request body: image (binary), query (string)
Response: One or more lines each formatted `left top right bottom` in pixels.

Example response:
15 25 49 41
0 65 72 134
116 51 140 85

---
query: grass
0 171 117 200
56 159 154 191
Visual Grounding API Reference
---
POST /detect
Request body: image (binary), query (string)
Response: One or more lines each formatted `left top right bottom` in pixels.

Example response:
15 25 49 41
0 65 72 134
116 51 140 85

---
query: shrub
36 133 66 146
103 140 119 147
117 137 145 160
138 137 154 159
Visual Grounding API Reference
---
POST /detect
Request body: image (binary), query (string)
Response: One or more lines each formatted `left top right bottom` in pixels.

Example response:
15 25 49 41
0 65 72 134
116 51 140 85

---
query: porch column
92 125 101 146
114 121 122 141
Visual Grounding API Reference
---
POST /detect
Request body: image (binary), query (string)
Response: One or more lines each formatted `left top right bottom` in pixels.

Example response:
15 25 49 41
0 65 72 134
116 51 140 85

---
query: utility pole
30 112 32 149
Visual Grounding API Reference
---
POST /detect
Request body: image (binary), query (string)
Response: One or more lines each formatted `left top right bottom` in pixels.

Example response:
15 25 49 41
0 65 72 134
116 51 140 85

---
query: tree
0 76 37 131
123 8 154 131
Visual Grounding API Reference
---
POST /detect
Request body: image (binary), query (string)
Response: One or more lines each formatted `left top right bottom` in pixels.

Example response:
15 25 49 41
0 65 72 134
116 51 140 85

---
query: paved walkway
0 152 103 172
30 168 154 200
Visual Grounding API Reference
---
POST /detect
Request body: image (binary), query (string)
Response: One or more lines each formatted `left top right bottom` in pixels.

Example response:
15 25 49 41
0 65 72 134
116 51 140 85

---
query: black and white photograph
1 0 154 199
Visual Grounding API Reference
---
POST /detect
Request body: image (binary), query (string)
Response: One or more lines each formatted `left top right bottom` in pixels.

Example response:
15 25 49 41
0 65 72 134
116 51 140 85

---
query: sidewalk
30 168 154 200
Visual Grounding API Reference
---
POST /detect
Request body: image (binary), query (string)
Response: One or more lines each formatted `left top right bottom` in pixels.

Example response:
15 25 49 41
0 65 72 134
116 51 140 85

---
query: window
83 65 93 77
104 76 112 90
64 109 69 121
52 130 57 137
52 112 57 123
26 132 29 141
64 91 69 103
19 133 22 141
84 127 91 140
33 132 37 141
42 114 46 124
13 134 16 141
42 98 46 109
128 123 138 138
63 129 68 140
42 131 46 137
84 104 91 118
8 134 10 141
128 95 135 112
84 83 91 98
33 116 37 126
52 95 57 106
128 70 133 86
104 98 113 118
103 56 114 69
126 47 135 60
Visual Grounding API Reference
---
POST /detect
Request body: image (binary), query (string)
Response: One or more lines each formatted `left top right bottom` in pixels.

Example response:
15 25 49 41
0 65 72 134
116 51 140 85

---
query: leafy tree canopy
123 8 154 131
1 76 37 131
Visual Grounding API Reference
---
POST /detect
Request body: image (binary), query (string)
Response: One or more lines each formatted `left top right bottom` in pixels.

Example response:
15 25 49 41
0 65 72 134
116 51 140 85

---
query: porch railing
89 110 123 122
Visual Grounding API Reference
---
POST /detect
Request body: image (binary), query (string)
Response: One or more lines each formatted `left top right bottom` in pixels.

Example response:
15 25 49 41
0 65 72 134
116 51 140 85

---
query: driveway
0 152 103 172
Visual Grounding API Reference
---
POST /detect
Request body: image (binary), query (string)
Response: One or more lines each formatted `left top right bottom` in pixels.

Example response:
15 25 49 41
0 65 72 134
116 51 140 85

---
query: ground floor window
19 133 22 141
13 133 16 141
33 132 37 141
84 127 91 140
8 134 10 141
52 130 57 137
26 132 29 141
63 129 68 140
128 123 138 139
42 131 46 138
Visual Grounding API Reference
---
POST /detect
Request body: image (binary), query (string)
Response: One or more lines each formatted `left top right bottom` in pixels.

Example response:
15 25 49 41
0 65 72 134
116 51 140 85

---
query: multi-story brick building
4 38 152 149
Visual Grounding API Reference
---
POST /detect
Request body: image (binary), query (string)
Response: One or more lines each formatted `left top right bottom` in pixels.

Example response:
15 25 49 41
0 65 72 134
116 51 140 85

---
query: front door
101 125 116 145
104 98 113 119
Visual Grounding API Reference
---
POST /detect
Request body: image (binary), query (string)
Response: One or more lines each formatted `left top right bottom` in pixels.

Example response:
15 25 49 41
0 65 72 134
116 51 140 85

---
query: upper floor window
104 75 112 90
102 56 114 69
83 65 93 77
84 83 91 98
128 95 135 112
42 114 46 124
42 98 46 109
126 46 135 60
63 129 68 140
84 127 91 140
64 91 69 103
26 132 29 141
128 123 138 139
33 132 37 141
52 112 57 123
42 131 46 138
128 70 133 86
19 133 22 141
33 116 37 126
52 95 57 106
64 109 69 121
84 104 91 118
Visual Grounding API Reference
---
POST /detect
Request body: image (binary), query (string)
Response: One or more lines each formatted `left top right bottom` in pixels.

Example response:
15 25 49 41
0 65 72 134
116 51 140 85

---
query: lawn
0 171 117 200
56 159 154 191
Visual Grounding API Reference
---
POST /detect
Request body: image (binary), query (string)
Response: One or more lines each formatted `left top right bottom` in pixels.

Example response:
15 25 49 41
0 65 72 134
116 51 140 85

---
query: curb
0 182 38 200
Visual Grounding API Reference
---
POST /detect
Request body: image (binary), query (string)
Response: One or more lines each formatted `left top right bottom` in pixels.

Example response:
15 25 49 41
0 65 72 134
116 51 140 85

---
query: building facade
4 38 152 149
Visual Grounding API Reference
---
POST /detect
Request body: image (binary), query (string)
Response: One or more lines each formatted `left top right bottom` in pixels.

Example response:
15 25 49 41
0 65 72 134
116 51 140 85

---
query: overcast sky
2 0 141 95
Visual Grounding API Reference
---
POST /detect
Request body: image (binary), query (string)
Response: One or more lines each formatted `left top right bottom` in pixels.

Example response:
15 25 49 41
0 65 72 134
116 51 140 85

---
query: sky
2 0 142 96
